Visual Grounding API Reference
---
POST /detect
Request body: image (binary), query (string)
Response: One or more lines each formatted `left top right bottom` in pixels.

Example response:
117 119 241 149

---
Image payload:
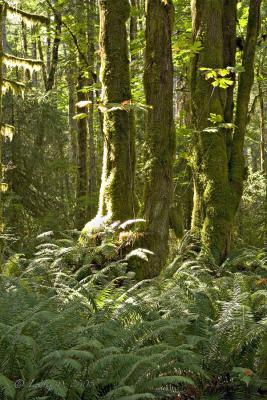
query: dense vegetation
0 0 266 399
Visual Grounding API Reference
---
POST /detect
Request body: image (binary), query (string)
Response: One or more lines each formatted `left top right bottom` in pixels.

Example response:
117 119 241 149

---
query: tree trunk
65 45 78 169
0 4 3 232
97 0 136 222
86 0 97 219
46 11 62 91
190 0 261 263
130 0 138 42
258 80 266 173
230 0 262 211
31 27 38 86
76 69 89 229
141 0 176 278
21 21 31 81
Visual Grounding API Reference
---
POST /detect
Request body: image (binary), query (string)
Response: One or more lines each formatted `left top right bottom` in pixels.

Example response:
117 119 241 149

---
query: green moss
97 0 136 222
190 0 261 263
190 0 234 263
140 0 176 278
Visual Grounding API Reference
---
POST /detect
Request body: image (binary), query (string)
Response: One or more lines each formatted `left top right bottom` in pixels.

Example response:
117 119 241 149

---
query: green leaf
218 68 230 77
208 113 223 124
0 375 15 399
31 380 67 398
126 248 154 262
73 113 88 120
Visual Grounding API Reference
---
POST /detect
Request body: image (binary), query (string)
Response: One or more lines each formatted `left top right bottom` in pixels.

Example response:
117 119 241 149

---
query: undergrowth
0 224 266 400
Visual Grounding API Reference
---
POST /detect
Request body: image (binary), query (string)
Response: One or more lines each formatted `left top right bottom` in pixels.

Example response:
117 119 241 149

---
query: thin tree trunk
130 0 138 42
76 68 89 228
46 11 62 91
230 0 262 205
141 0 176 278
0 4 3 232
86 0 97 219
258 80 266 173
21 21 31 81
38 37 48 89
64 44 78 169
223 0 237 159
68 69 78 165
31 27 38 86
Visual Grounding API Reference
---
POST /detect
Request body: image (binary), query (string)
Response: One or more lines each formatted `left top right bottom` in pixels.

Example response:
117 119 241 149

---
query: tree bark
65 46 78 167
190 0 262 263
76 69 89 229
86 0 97 219
31 27 38 86
258 80 266 173
141 0 176 278
230 0 262 207
97 0 136 222
130 0 138 42
21 21 31 81
0 4 3 232
46 11 62 91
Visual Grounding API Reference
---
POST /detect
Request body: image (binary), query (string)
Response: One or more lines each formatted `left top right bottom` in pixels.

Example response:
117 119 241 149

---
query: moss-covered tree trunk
0 4 3 232
229 0 262 206
97 0 136 222
141 0 175 278
66 55 78 166
130 0 138 42
86 0 97 219
75 0 89 229
259 80 266 173
191 0 261 263
76 68 89 229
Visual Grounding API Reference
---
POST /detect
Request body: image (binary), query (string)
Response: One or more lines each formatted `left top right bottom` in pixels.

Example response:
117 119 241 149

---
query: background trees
0 0 265 265
0 1 266 398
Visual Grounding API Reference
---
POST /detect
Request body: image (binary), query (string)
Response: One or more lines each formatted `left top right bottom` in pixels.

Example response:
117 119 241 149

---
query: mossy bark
97 0 136 222
141 0 176 278
230 0 262 196
86 0 97 219
259 80 266 174
46 11 62 91
76 69 89 229
0 4 3 232
191 0 261 263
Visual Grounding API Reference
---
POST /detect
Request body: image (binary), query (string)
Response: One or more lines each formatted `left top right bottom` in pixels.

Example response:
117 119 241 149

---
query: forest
0 0 266 398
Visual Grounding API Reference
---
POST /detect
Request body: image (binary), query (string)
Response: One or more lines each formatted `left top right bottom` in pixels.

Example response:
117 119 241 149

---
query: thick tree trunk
190 0 261 263
97 0 136 222
141 0 175 278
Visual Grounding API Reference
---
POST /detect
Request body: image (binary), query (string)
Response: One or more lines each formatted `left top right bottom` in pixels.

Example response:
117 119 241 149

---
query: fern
0 229 266 399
